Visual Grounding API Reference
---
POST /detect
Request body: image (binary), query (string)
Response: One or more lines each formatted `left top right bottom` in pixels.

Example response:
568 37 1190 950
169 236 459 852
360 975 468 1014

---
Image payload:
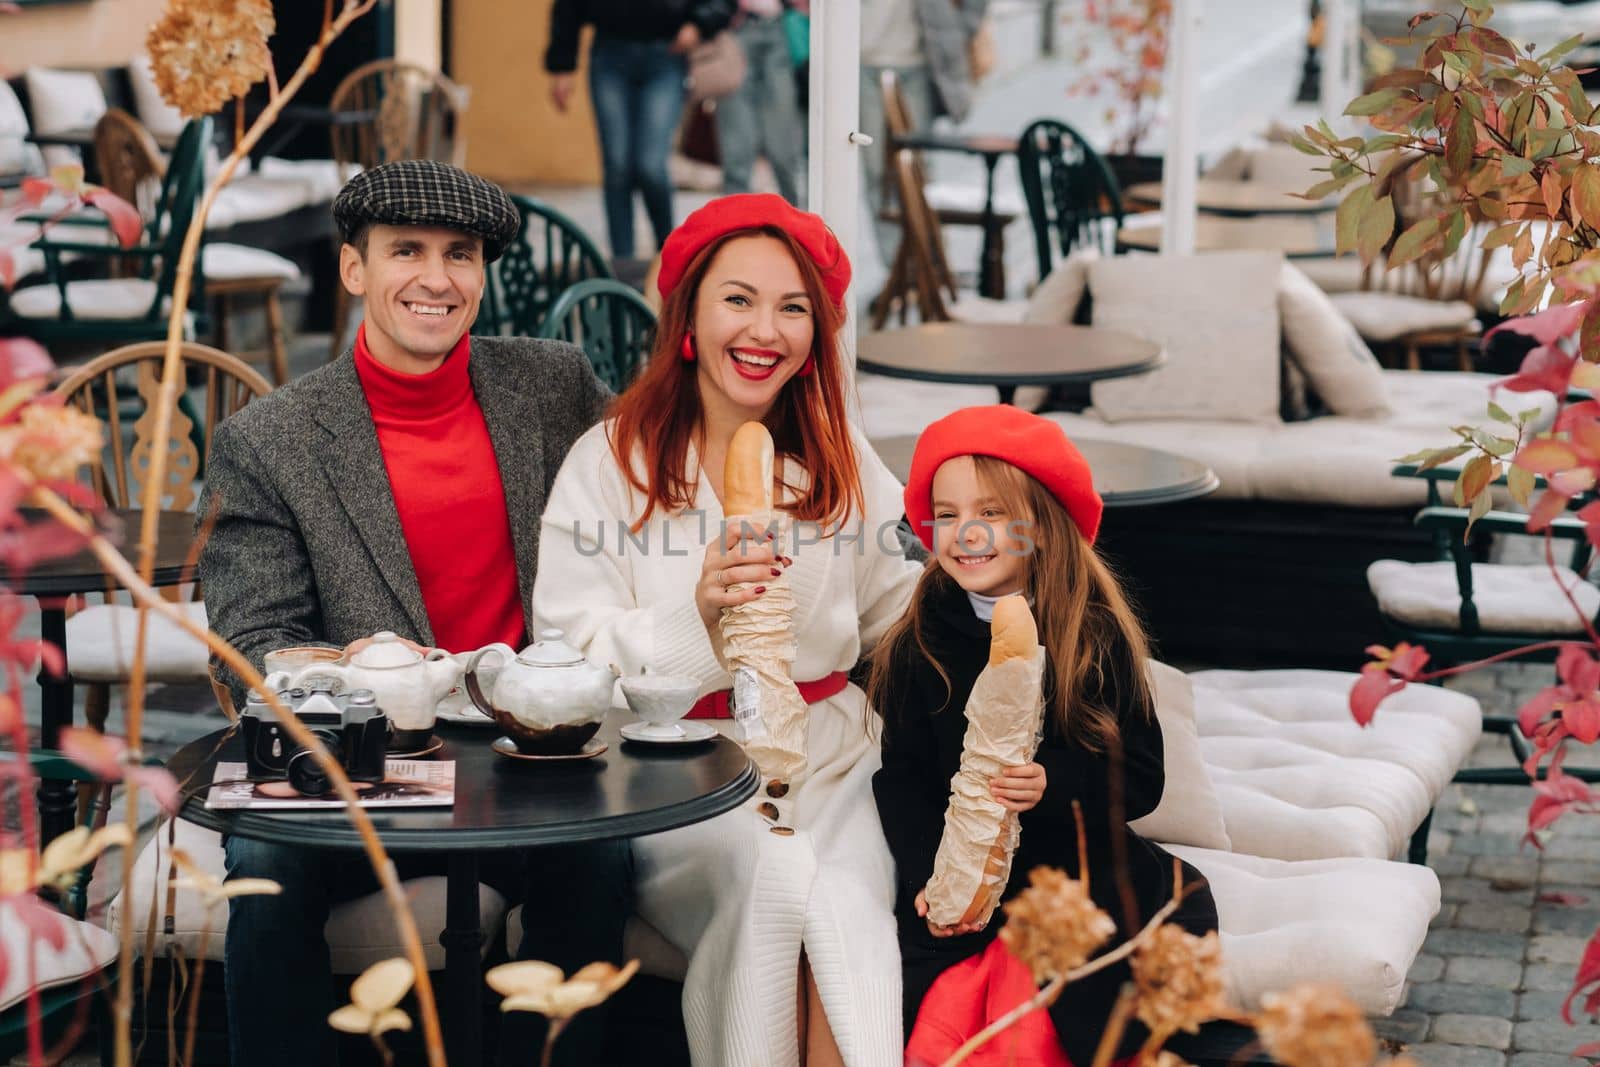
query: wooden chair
1330 186 1492 372
55 342 273 735
1015 117 1126 278
536 278 657 392
327 60 471 358
1367 502 1600 785
477 195 612 337
92 109 297 386
6 118 213 351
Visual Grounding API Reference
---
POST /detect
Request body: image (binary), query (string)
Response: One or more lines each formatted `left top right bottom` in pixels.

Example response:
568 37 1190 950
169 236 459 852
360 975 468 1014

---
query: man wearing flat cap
198 160 628 1066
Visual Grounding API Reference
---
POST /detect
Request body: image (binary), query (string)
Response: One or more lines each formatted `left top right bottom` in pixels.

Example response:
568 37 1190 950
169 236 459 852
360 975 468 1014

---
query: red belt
686 670 850 719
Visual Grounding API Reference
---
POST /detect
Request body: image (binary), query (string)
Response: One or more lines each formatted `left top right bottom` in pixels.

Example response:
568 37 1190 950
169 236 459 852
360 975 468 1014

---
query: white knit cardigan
532 422 922 1066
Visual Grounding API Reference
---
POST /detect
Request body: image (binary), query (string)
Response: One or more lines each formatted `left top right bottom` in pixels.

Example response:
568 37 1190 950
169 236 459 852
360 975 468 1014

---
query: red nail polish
754 586 767 594
770 568 780 576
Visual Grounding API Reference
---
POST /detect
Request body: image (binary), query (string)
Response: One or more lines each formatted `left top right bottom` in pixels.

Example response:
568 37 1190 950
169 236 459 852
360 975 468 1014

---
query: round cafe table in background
870 435 1219 507
166 714 758 1065
1123 179 1336 217
857 322 1164 407
1115 215 1339 259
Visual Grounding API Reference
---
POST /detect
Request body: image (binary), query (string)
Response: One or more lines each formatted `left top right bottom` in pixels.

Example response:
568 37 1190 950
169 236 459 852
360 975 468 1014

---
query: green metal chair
5 118 213 348
536 278 656 392
1368 501 1600 785
1015 118 1126 279
477 195 612 337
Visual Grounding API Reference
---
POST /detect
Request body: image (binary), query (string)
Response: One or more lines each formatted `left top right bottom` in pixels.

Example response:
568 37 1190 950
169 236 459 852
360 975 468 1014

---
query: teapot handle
463 643 517 716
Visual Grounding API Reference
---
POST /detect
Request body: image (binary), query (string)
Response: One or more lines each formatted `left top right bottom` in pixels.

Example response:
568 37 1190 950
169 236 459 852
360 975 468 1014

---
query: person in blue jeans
546 0 736 258
718 0 805 204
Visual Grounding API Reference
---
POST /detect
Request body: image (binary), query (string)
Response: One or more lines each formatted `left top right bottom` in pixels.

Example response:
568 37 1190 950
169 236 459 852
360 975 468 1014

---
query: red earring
680 334 696 362
798 355 814 377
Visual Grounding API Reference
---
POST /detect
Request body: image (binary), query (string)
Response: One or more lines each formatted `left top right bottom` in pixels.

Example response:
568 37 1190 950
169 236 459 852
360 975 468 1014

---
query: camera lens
285 728 342 796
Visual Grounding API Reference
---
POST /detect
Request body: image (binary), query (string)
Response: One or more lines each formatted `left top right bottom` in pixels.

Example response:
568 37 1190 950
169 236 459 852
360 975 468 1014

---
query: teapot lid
518 628 587 667
348 631 421 668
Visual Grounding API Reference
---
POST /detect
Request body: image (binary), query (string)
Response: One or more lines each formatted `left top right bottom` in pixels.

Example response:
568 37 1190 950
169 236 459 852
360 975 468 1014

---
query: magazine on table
203 760 456 810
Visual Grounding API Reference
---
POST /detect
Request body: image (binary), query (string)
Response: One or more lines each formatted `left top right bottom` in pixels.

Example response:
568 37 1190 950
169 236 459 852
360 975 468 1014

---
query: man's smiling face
339 223 485 371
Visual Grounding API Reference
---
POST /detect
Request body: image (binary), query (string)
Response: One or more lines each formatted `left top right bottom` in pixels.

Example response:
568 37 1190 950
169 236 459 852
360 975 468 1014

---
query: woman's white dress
533 422 921 1066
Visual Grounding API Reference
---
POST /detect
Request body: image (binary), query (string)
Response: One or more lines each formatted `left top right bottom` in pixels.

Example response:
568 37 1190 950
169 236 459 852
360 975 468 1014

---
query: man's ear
338 243 367 298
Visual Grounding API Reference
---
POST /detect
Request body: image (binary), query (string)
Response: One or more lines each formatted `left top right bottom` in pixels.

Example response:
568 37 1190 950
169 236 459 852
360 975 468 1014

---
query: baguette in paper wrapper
716 422 807 782
924 595 1046 929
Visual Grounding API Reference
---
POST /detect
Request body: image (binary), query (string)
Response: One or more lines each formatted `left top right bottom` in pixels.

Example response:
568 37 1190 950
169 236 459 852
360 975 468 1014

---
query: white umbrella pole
809 0 864 353
1160 0 1204 256
1320 0 1358 131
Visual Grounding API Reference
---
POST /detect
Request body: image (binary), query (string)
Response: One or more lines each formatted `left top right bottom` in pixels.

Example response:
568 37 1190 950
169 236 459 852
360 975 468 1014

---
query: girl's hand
670 22 703 54
990 761 1047 813
695 521 788 633
914 888 986 938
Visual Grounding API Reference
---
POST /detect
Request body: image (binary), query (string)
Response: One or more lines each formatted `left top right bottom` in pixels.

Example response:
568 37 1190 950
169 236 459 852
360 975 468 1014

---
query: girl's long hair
606 226 862 531
866 457 1152 751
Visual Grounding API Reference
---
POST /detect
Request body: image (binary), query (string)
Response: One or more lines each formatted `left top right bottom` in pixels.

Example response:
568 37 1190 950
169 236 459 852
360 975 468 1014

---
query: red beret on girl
903 405 1104 550
657 193 851 309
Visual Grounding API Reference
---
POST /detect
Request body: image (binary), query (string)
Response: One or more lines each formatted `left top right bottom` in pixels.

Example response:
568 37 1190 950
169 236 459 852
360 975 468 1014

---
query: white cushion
1166 845 1439 1014
1190 668 1482 861
1329 290 1479 343
1129 661 1232 851
1089 251 1284 424
0 80 44 178
23 69 108 172
66 601 209 683
9 278 162 321
1368 559 1600 634
203 242 301 282
208 175 315 230
1295 254 1366 295
107 820 508 972
128 54 183 140
948 295 1029 323
0 222 44 281
926 182 1025 219
1279 261 1391 417
254 157 347 203
1022 249 1096 326
0 905 118 1012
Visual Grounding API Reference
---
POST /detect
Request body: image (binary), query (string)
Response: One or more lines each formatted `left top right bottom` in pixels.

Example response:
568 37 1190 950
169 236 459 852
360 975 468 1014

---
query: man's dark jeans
223 835 634 1066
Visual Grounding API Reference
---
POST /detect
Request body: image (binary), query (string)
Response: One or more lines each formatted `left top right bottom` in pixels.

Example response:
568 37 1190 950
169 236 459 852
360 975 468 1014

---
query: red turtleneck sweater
353 325 525 653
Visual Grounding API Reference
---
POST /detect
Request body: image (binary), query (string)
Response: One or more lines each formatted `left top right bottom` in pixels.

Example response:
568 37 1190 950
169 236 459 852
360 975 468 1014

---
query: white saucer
620 720 718 745
437 705 496 727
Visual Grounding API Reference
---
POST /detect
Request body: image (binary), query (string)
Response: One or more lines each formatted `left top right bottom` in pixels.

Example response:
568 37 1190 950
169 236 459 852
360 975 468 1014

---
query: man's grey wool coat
197 337 610 703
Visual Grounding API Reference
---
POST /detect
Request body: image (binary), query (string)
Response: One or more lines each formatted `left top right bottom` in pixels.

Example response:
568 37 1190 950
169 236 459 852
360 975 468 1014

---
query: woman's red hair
607 226 863 531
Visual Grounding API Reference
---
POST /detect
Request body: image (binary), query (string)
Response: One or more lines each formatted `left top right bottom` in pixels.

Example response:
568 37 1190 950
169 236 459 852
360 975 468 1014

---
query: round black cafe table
166 712 758 1066
857 322 1164 407
870 435 1219 507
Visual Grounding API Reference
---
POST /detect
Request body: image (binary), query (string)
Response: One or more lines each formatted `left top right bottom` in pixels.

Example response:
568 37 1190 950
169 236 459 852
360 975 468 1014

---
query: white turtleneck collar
965 588 1028 622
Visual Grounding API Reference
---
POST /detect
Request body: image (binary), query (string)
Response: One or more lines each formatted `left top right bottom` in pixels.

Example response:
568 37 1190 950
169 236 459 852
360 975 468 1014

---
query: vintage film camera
239 681 388 797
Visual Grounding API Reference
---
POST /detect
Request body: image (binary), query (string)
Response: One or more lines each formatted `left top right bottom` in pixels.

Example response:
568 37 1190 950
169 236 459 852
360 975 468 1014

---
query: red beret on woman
903 405 1104 549
657 193 851 308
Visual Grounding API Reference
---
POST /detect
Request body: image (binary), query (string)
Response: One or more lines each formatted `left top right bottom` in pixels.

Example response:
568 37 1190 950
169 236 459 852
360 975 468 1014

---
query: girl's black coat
872 578 1217 1065
545 0 738 73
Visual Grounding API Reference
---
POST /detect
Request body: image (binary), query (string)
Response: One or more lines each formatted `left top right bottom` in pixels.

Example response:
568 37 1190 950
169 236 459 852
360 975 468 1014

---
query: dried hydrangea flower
0 402 103 481
998 866 1115 984
1131 925 1227 1036
1256 983 1377 1067
146 0 275 119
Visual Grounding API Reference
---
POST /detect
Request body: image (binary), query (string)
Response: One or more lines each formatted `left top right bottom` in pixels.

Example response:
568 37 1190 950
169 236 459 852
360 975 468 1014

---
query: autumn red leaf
0 337 52 390
1350 665 1405 727
1498 343 1578 395
1527 751 1596 846
7 892 66 953
17 177 52 207
81 186 143 250
1563 927 1600 1024
0 248 12 292
57 727 125 780
1540 892 1589 906
127 765 180 814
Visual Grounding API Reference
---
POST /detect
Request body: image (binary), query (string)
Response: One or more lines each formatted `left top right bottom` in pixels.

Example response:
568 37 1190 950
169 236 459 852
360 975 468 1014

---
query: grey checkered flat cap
332 160 521 262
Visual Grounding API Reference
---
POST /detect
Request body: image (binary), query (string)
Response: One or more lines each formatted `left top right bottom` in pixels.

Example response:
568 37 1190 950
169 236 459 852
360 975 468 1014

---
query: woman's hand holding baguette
989 761 1046 812
695 523 791 633
915 888 986 938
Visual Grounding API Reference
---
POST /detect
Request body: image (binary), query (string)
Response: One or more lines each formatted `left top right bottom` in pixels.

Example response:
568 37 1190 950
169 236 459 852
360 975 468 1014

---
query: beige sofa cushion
66 601 210 683
1166 846 1439 1014
1279 262 1391 417
107 820 507 972
1023 249 1097 326
0 80 44 178
0 906 118 1012
1329 290 1479 343
1368 560 1600 634
1089 251 1283 424
23 68 107 172
1128 661 1232 851
1191 668 1481 861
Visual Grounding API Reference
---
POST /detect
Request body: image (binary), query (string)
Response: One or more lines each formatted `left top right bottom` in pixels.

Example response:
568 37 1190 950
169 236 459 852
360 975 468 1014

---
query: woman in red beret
865 406 1218 1067
533 193 921 1065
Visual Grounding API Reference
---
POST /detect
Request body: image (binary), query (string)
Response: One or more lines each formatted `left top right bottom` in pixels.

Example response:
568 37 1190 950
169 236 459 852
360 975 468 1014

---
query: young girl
868 405 1219 1067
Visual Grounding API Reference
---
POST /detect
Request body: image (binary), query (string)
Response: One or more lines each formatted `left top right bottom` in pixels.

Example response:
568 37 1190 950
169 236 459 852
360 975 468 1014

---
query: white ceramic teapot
285 631 460 740
463 629 618 753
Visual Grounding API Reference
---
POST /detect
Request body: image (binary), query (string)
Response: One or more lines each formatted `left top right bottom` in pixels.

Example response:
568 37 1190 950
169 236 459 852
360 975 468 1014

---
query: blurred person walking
546 0 737 258
718 0 807 204
859 0 989 263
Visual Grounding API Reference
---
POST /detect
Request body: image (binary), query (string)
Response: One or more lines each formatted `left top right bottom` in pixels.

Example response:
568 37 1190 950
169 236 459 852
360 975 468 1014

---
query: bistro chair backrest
888 147 961 322
1016 118 1126 278
148 117 212 297
93 109 164 222
1366 179 1494 307
536 278 657 392
55 341 272 513
329 59 469 178
479 195 613 337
